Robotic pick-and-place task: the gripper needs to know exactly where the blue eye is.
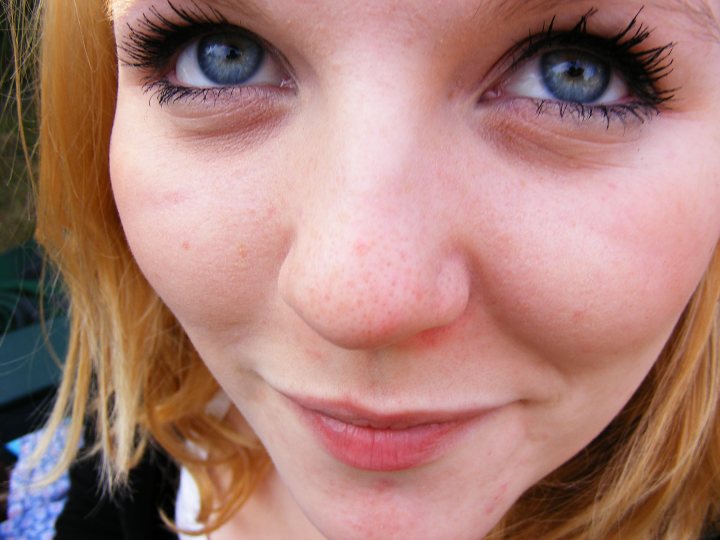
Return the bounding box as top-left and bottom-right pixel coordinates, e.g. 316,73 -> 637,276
175,30 -> 286,88
540,50 -> 610,103
196,33 -> 264,85
504,48 -> 627,106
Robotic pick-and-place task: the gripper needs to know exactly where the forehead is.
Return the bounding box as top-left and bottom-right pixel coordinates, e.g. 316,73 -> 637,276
109,0 -> 712,15
109,0 -> 719,43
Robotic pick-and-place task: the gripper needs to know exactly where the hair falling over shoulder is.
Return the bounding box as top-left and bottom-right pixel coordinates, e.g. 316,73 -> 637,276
3,0 -> 719,538
7,0 -> 268,534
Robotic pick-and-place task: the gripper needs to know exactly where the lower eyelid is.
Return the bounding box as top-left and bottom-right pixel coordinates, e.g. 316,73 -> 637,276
476,99 -> 648,170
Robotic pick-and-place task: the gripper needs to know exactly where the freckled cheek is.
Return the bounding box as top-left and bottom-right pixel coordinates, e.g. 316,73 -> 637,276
109,147 -> 283,332
479,171 -> 719,359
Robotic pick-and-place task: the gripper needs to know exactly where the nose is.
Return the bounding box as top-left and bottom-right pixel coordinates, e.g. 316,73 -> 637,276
278,96 -> 471,350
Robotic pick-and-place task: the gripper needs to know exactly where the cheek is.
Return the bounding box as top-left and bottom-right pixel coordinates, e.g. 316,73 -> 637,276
109,126 -> 288,333
110,96 -> 720,382
473,148 -> 720,365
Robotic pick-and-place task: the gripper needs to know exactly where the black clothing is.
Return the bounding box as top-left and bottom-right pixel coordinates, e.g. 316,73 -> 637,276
54,445 -> 179,540
53,445 -> 720,540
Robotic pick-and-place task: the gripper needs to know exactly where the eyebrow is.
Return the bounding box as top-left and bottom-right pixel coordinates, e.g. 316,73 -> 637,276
112,0 -> 720,42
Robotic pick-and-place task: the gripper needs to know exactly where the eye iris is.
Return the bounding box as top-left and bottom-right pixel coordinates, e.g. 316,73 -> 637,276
197,33 -> 264,85
540,50 -> 611,103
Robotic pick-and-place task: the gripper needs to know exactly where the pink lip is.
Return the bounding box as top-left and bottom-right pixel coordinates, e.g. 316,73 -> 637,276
282,394 -> 490,471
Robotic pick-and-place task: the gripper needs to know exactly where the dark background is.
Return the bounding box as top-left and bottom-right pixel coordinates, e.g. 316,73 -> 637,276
0,4 -> 65,523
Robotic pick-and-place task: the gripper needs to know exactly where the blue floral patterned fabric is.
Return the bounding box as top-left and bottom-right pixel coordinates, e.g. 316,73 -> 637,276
0,421 -> 74,540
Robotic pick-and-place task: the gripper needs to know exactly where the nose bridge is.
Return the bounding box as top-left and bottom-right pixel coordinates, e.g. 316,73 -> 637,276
278,85 -> 470,350
328,73 -> 425,196
308,56 -> 445,235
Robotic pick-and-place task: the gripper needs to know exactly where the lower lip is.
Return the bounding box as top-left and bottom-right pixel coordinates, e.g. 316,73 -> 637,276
294,405 -> 481,472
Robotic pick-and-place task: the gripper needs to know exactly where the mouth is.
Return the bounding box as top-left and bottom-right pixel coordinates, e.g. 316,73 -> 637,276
280,393 -> 494,472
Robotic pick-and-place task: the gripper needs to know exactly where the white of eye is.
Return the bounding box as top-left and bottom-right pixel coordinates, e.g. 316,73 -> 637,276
503,55 -> 628,105
175,37 -> 286,88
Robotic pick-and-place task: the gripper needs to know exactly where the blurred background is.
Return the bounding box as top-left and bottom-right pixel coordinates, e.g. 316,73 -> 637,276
0,5 -> 67,522
1,2 -> 34,253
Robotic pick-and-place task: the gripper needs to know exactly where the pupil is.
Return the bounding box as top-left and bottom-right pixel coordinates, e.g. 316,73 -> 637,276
567,64 -> 584,78
197,33 -> 264,85
540,50 -> 610,104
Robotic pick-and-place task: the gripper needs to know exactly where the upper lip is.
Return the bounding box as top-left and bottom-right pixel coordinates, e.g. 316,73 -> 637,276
280,392 -> 494,430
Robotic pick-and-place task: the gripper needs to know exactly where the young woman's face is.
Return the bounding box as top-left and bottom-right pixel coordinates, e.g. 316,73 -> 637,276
110,1 -> 720,538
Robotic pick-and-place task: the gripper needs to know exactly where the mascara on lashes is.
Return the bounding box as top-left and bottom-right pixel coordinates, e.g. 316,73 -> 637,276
490,7 -> 677,126
118,2 -> 678,119
121,0 -> 236,70
119,1 -> 289,105
507,8 -> 676,109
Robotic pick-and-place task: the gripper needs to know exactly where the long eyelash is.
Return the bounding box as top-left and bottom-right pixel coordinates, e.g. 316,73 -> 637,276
511,7 -> 677,118
143,83 -> 276,107
533,100 -> 659,130
145,84 -> 227,106
119,0 -> 256,105
120,0 -> 230,70
125,4 -> 677,115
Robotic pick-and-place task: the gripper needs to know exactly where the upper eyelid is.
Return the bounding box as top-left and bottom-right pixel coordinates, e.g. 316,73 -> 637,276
506,29 -> 656,75
118,8 -> 297,105
497,10 -> 676,104
120,23 -> 237,70
118,2 -> 235,68
117,4 -> 296,82
119,4 -> 677,111
509,9 -> 651,65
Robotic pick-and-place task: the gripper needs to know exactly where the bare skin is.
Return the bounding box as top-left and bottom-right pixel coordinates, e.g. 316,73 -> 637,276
110,1 -> 720,538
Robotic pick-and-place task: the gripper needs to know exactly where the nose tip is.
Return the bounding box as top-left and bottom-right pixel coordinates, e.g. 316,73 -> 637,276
278,237 -> 470,350
277,83 -> 471,350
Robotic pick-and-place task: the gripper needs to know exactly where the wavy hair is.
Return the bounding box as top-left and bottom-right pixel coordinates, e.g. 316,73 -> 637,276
6,0 -> 719,537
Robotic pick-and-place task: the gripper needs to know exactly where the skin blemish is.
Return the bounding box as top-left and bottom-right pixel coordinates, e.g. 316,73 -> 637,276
301,341 -> 325,360
416,327 -> 446,347
164,191 -> 185,205
181,240 -> 191,251
401,300 -> 473,351
484,482 -> 509,516
354,240 -> 371,257
372,478 -> 398,493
